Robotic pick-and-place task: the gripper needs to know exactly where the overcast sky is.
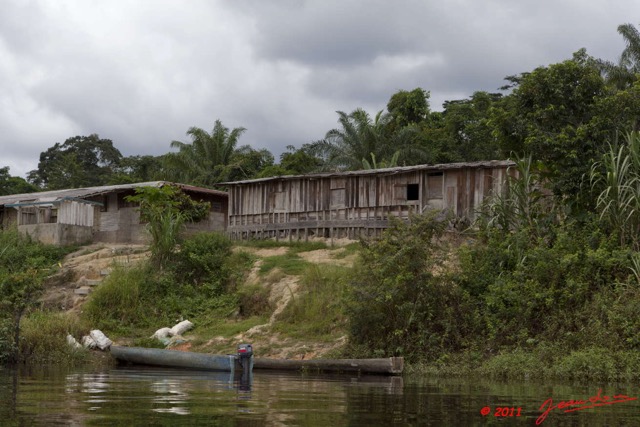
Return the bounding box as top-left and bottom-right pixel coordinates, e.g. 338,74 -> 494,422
0,0 -> 637,178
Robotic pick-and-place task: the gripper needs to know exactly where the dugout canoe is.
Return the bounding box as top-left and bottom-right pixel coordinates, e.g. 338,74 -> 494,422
110,346 -> 240,371
252,357 -> 403,375
110,346 -> 403,375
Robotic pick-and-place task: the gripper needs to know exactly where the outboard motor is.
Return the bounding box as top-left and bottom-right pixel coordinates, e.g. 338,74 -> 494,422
237,343 -> 254,387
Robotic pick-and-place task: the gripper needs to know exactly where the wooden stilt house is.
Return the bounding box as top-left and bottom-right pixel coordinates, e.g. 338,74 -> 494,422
221,160 -> 514,241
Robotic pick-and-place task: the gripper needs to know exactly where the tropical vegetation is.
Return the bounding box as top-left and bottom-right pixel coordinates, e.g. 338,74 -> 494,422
2,23 -> 640,381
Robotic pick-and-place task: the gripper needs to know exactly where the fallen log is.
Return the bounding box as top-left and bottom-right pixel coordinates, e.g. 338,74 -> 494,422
253,357 -> 403,375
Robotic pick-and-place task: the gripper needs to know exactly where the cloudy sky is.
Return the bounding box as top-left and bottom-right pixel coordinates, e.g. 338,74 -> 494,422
1,0 -> 637,178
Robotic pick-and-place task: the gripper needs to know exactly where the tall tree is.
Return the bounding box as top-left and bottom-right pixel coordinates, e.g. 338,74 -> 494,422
109,155 -> 164,184
0,167 -> 37,196
163,120 -> 246,186
27,134 -> 122,190
490,50 -> 607,203
432,91 -> 504,162
224,146 -> 275,182
309,109 -> 423,171
598,23 -> 640,89
386,88 -> 430,132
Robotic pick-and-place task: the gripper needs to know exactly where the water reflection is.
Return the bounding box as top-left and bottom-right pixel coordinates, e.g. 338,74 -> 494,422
0,365 -> 638,426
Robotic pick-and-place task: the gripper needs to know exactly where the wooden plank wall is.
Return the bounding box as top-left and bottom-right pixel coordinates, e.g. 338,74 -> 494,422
58,200 -> 94,226
227,165 -> 511,240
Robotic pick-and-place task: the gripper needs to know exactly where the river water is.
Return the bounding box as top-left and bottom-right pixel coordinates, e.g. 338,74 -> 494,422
1,365 -> 639,426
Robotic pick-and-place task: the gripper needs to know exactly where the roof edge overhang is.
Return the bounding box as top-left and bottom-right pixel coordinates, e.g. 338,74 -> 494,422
218,160 -> 516,186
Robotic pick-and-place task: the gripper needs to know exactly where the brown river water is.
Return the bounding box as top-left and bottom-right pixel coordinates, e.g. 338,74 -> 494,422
1,365 -> 639,426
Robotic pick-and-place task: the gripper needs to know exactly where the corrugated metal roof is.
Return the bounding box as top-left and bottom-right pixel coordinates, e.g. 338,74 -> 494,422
0,181 -> 227,207
218,160 -> 516,185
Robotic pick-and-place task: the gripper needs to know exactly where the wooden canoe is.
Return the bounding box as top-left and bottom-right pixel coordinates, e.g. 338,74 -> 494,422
110,346 -> 239,372
253,357 -> 403,375
110,346 -> 403,375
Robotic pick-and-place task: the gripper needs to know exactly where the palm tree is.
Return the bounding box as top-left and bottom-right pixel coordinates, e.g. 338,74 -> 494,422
163,120 -> 246,186
598,23 -> 640,89
310,109 -> 425,171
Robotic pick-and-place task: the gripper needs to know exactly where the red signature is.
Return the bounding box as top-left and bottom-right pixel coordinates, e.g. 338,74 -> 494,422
536,389 -> 637,425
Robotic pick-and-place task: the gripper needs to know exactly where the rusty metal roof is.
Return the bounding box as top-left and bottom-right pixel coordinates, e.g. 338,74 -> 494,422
0,181 -> 227,207
218,160 -> 516,186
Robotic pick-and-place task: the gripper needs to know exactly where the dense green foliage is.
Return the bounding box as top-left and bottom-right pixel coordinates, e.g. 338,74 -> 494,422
0,167 -> 37,195
124,185 -> 210,266
163,120 -> 247,186
0,229 -> 68,363
27,134 -> 123,190
82,232 -> 250,334
18,311 -> 88,365
347,213 -> 478,361
590,132 -> 640,249
346,150 -> 640,379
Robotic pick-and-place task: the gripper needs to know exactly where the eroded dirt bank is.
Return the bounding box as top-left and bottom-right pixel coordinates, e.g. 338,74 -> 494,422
42,242 -> 356,359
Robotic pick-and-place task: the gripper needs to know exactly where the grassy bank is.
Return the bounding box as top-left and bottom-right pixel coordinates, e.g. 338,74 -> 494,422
4,214 -> 640,382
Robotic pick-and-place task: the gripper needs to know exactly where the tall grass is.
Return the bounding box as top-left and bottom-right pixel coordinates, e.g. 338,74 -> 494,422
82,263 -> 155,332
590,131 -> 640,249
238,240 -> 328,252
19,311 -> 88,365
275,264 -> 349,338
259,254 -> 310,275
480,154 -> 553,237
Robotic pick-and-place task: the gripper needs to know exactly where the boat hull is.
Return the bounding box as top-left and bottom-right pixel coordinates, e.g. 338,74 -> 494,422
253,357 -> 403,375
110,346 -> 237,371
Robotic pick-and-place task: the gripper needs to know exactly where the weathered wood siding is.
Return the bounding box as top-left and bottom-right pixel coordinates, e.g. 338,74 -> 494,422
226,162 -> 513,240
58,200 -> 94,226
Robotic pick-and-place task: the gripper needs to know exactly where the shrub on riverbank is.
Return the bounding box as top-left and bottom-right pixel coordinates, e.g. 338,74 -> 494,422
82,232 -> 252,336
346,212 -> 480,362
18,311 -> 88,365
345,210 -> 640,376
0,228 -> 71,364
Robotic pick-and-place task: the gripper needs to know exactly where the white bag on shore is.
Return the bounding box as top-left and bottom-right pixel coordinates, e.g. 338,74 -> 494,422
82,335 -> 97,349
89,329 -> 113,350
151,327 -> 172,340
66,334 -> 82,349
169,320 -> 193,336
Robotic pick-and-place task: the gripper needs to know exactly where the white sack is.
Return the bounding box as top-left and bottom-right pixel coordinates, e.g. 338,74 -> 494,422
151,327 -> 172,340
169,320 -> 194,336
66,334 -> 82,349
89,329 -> 113,350
82,335 -> 97,349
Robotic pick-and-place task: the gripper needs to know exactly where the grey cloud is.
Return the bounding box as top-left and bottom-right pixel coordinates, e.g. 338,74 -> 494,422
1,0 -> 639,179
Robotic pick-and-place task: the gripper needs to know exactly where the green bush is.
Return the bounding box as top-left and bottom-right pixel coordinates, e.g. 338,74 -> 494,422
173,232 -> 232,294
82,263 -> 156,331
237,284 -> 272,317
19,311 -> 88,365
460,222 -> 633,350
479,349 -> 545,380
82,233 -> 250,338
0,318 -> 13,364
347,212 -> 479,362
0,227 -> 70,363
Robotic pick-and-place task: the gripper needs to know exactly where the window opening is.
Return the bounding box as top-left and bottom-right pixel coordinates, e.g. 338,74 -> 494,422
407,184 -> 419,201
